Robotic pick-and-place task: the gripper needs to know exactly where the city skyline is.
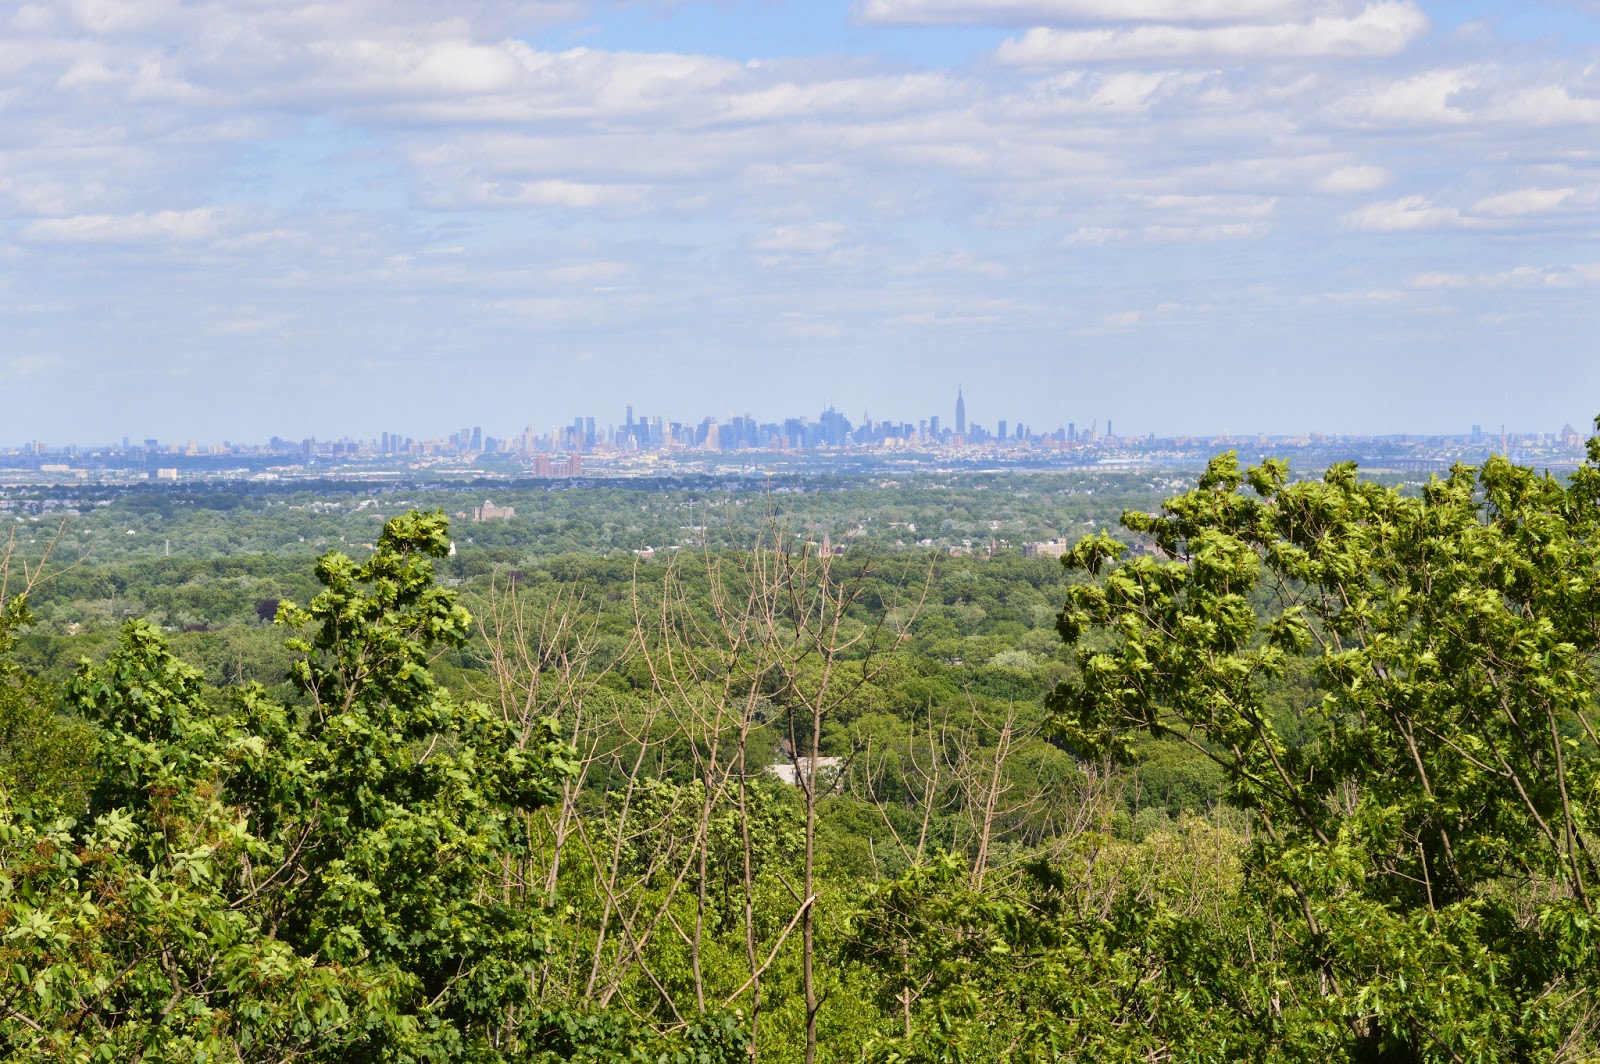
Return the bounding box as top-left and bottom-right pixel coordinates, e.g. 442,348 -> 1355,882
6,388 -> 1590,459
3,1 -> 1600,441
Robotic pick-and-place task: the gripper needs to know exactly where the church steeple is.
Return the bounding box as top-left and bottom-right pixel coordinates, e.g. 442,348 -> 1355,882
955,387 -> 966,435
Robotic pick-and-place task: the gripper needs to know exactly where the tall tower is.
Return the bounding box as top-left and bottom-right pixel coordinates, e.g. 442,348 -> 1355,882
955,388 -> 966,435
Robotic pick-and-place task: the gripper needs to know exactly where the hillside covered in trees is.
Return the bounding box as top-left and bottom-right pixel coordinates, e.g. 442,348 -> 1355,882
5,433 -> 1600,1062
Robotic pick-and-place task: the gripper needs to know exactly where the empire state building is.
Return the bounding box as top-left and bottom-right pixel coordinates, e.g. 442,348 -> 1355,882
955,389 -> 966,435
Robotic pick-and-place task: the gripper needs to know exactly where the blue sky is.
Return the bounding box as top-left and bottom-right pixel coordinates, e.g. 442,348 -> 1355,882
2,0 -> 1599,443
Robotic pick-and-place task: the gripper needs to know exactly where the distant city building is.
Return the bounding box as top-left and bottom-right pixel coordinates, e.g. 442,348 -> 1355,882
472,500 -> 515,522
818,533 -> 845,557
536,453 -> 584,476
1023,540 -> 1069,559
14,395 -> 1593,480
767,754 -> 843,787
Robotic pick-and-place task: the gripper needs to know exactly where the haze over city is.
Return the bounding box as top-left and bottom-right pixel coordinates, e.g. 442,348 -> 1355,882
3,0 -> 1599,441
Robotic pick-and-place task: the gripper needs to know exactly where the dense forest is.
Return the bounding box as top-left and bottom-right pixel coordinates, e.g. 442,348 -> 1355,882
5,435 -> 1600,1062
0,470 -> 1277,566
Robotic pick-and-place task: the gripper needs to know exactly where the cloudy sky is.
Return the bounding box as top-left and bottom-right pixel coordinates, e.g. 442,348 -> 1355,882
2,0 -> 1598,443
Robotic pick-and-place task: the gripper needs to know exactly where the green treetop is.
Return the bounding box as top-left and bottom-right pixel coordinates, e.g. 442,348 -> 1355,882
1050,421 -> 1600,1060
2,511 -> 577,1063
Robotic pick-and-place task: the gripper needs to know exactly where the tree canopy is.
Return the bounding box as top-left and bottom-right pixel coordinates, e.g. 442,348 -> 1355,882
1050,425 -> 1600,1059
1,512 -> 593,1062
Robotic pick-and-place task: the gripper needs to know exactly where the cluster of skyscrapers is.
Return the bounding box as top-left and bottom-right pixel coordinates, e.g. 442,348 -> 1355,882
288,393 -> 1109,460
8,393 -> 1589,468
537,392 -> 1103,455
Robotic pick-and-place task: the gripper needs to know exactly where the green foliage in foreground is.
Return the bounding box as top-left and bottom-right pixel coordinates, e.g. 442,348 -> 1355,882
0,601 -> 94,816
0,512 -> 740,1063
1051,424 -> 1600,1060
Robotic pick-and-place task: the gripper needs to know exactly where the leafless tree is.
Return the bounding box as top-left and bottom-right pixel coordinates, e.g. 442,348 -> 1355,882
472,518 -> 929,1061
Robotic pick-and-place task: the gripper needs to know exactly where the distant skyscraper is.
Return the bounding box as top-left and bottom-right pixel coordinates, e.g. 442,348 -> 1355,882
998,420 -> 1007,441
955,389 -> 966,435
818,407 -> 852,447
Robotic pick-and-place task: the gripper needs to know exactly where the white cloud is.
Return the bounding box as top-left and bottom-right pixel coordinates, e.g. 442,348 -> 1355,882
1085,300 -> 1208,333
1131,193 -> 1277,217
1472,187 -> 1577,217
1488,85 -> 1600,125
995,2 -> 1427,64
716,72 -> 962,123
21,208 -> 224,243
1308,287 -> 1410,304
1335,68 -> 1473,124
753,223 -> 850,254
1062,226 -> 1129,245
1340,186 -> 1592,234
1144,221 -> 1268,241
1113,194 -> 1277,240
1317,165 -> 1391,193
482,290 -> 654,323
446,180 -> 650,210
1345,196 -> 1467,232
1085,70 -> 1179,111
1410,264 -> 1600,289
856,0 -> 1309,26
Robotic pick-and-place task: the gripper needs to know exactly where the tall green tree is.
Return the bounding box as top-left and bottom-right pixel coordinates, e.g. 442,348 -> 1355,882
1050,423 -> 1600,1060
1,512 -> 579,1062
0,597 -> 95,815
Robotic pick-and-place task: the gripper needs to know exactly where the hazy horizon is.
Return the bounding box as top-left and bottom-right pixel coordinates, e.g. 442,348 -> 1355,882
11,395 -> 1587,453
